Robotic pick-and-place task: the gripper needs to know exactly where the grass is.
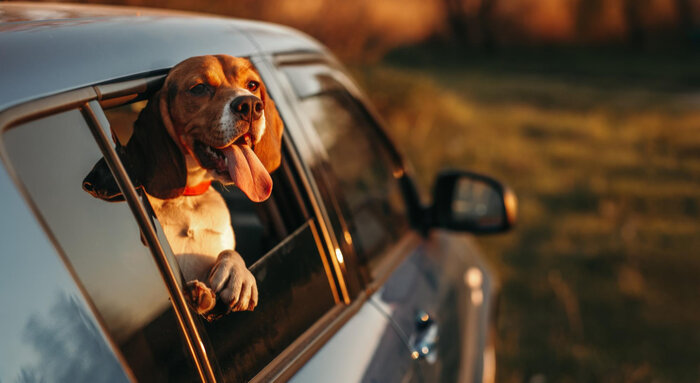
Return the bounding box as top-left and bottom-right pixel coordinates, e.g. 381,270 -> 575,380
351,48 -> 700,383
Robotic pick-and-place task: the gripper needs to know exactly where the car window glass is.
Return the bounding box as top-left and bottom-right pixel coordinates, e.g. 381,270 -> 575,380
282,64 -> 409,277
0,163 -> 131,383
2,109 -> 200,382
304,94 -> 408,256
105,99 -> 338,381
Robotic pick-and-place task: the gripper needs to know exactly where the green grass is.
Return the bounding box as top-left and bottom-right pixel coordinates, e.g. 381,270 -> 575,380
352,50 -> 700,382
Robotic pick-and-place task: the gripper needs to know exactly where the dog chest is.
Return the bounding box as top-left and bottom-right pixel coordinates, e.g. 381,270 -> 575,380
147,190 -> 235,256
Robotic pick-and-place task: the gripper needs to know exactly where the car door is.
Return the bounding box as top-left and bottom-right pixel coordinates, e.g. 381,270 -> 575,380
373,231 -> 498,383
270,54 -> 497,383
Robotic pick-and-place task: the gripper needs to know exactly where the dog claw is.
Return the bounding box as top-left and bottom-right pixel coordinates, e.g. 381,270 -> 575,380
185,280 -> 216,314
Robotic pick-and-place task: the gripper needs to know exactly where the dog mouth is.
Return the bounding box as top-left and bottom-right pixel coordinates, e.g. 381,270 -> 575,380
192,133 -> 272,202
193,134 -> 254,175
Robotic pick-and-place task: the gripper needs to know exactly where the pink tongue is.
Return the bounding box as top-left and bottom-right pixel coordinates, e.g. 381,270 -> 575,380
221,144 -> 273,202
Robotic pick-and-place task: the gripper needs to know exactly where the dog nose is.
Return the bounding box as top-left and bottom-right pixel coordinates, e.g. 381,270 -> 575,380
230,96 -> 263,121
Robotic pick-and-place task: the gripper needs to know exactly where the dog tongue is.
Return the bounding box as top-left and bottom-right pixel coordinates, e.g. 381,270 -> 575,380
221,144 -> 272,202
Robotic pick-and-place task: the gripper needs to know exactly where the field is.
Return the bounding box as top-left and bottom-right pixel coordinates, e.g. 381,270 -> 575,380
353,48 -> 700,383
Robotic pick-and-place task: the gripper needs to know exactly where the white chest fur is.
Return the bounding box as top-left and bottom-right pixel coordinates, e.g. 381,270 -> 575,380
147,188 -> 234,282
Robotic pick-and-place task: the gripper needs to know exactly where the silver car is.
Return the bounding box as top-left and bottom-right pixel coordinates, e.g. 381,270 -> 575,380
0,3 -> 516,382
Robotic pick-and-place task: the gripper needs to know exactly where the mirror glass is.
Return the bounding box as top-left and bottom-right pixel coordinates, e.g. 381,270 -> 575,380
451,177 -> 505,229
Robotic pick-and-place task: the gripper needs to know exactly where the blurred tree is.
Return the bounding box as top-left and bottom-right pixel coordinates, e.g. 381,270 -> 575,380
676,0 -> 695,42
19,0 -> 697,56
625,0 -> 649,46
576,0 -> 605,42
443,0 -> 498,51
443,0 -> 475,45
479,0 -> 498,51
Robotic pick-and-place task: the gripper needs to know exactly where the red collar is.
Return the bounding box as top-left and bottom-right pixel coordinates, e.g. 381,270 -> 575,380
182,181 -> 212,196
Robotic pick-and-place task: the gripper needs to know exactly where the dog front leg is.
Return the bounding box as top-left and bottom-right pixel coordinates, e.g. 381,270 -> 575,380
208,250 -> 258,312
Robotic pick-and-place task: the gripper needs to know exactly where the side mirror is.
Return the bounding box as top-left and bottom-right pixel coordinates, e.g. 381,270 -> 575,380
430,170 -> 517,234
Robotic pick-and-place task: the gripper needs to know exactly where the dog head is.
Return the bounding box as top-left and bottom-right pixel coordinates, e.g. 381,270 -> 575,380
83,55 -> 284,202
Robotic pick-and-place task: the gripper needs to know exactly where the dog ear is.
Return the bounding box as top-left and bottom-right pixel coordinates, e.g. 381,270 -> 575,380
82,90 -> 187,201
82,157 -> 125,202
123,89 -> 187,199
255,80 -> 284,173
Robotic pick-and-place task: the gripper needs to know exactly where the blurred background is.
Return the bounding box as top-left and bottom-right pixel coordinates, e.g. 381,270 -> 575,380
25,0 -> 700,381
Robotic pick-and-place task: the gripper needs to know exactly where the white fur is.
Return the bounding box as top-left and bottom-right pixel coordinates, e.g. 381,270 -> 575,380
254,113 -> 266,144
147,188 -> 234,282
217,89 -> 267,145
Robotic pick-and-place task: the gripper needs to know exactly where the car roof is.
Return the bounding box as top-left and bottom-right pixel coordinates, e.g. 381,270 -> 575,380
0,2 -> 325,111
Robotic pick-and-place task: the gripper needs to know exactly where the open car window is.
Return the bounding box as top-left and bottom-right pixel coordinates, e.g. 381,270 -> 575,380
1,70 -> 343,381
104,90 -> 339,381
105,101 -> 301,265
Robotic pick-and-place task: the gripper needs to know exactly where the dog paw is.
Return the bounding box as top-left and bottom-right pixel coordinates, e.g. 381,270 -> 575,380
208,250 -> 258,312
185,279 -> 217,314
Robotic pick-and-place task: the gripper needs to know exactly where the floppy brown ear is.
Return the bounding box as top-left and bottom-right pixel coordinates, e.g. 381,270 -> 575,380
255,81 -> 284,173
82,89 -> 185,201
120,89 -> 187,199
82,156 -> 126,202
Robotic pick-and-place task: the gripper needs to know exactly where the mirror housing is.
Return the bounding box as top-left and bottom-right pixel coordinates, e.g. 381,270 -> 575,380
430,170 -> 517,234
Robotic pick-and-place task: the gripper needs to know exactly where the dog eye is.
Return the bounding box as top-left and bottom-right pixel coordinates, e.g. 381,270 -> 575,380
189,84 -> 208,95
246,81 -> 259,92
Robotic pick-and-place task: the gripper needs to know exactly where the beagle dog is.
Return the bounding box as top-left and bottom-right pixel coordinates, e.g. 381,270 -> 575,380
83,55 -> 284,318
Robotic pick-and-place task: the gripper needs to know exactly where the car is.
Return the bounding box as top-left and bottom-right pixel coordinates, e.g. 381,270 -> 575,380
0,3 -> 517,383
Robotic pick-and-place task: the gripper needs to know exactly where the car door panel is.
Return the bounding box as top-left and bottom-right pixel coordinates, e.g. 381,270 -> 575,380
373,231 -> 496,383
290,300 -> 419,383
